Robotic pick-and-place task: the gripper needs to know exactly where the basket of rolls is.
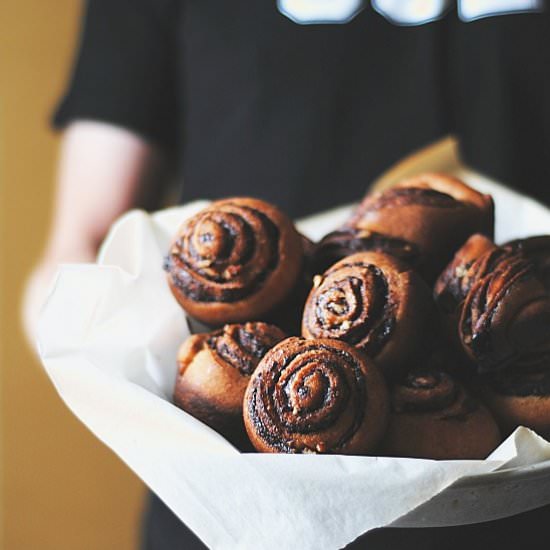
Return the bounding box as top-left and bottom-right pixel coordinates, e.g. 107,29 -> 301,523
37,138 -> 550,550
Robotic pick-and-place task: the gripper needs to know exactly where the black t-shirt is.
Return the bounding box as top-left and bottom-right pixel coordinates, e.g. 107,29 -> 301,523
54,0 -> 549,216
54,2 -> 550,549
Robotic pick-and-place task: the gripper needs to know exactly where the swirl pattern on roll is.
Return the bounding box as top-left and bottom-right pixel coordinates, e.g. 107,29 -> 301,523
243,337 -> 389,454
302,251 -> 431,377
458,247 -> 550,372
205,322 -> 287,375
504,235 -> 550,290
165,198 -> 304,325
167,201 -> 279,303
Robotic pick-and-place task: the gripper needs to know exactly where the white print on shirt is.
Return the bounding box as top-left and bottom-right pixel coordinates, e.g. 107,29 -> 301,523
277,0 -> 544,24
372,0 -> 450,25
277,0 -> 365,24
458,0 -> 543,21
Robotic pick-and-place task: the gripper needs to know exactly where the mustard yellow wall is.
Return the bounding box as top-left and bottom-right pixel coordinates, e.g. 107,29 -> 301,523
1,2 -> 144,548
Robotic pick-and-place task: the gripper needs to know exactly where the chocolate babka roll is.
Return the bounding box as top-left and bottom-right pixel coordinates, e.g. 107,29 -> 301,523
478,368 -> 550,439
504,236 -> 550,289
433,235 -> 496,372
457,247 -> 550,373
382,369 -> 501,459
435,237 -> 550,374
243,337 -> 389,455
302,251 -> 432,378
434,233 -> 497,314
164,198 -> 304,327
350,173 -> 494,282
174,322 -> 286,448
311,228 -> 421,276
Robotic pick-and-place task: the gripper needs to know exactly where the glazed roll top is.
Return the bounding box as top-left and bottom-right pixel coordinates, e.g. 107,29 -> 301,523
383,369 -> 501,459
349,173 -> 494,282
165,198 -> 304,326
174,322 -> 286,446
302,251 -> 431,378
243,337 -> 389,455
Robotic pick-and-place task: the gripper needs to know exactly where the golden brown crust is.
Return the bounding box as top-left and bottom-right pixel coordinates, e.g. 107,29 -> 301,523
478,370 -> 550,439
396,173 -> 493,211
382,370 -> 501,459
173,322 -> 286,447
164,197 -> 304,326
301,251 -> 432,378
243,337 -> 389,455
350,173 -> 494,282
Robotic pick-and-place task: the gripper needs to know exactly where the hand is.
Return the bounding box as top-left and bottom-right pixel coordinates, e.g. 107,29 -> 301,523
21,247 -> 96,354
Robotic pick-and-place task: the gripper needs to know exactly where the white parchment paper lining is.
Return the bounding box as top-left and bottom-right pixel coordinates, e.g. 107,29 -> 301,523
38,170 -> 550,550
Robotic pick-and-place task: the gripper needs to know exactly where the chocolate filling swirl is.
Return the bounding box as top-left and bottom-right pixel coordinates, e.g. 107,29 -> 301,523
504,236 -> 550,290
303,259 -> 397,358
459,248 -> 550,372
207,322 -> 286,376
164,202 -> 279,304
245,338 -> 371,453
434,234 -> 497,313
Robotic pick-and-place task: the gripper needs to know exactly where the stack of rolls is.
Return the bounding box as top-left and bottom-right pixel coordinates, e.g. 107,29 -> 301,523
164,175 -> 550,458
313,173 -> 494,282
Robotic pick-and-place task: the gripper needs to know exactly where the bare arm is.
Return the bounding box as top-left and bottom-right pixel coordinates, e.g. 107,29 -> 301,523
22,120 -> 170,345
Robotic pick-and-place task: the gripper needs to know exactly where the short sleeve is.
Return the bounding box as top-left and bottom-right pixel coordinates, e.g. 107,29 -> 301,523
53,0 -> 181,153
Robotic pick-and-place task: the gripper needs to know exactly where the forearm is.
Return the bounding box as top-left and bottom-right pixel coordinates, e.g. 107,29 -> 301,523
23,120 -> 170,344
45,120 -> 168,260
